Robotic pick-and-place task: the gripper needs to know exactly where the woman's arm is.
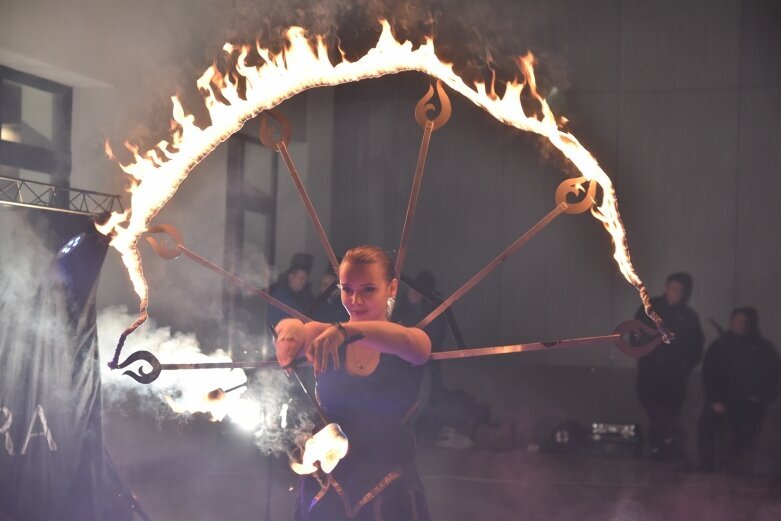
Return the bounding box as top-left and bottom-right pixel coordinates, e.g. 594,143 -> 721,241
310,321 -> 431,368
346,321 -> 431,365
274,319 -> 330,367
278,319 -> 432,372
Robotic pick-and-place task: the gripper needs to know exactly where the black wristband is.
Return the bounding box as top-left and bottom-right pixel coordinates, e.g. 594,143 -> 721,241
332,322 -> 349,342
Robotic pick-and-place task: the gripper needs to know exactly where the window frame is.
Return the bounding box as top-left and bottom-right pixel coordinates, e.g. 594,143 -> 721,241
0,65 -> 73,208
223,132 -> 279,357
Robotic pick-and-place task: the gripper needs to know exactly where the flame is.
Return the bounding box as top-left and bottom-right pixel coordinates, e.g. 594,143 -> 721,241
165,391 -> 261,429
163,380 -> 277,432
290,423 -> 349,475
95,208 -> 130,236
158,357 -> 252,423
100,19 -> 664,346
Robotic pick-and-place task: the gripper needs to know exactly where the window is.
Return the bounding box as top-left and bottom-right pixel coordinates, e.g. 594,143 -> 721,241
0,65 -> 72,207
223,132 -> 279,359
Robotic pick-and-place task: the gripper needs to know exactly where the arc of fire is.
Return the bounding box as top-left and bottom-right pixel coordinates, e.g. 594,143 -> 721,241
114,88 -> 653,379
102,20 -> 675,371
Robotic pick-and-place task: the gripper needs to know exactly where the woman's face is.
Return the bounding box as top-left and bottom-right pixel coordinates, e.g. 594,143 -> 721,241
339,261 -> 397,322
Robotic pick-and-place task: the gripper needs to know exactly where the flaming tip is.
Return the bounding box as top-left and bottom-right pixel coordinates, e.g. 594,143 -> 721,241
290,423 -> 349,475
196,65 -> 217,92
104,139 -> 116,160
123,140 -> 139,154
207,388 -> 226,402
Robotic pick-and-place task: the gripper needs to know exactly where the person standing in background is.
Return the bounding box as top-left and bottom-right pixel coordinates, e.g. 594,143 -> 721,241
267,253 -> 314,327
309,267 -> 349,324
697,307 -> 780,474
635,272 -> 704,462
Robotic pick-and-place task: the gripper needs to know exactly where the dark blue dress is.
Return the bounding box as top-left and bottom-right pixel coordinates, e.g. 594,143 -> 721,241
295,343 -> 430,520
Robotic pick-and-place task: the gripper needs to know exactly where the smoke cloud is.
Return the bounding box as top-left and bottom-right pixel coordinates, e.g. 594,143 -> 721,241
97,306 -> 314,455
0,211 -> 70,406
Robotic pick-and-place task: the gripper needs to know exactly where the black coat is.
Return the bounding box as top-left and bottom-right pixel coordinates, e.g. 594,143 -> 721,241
635,296 -> 704,404
266,282 -> 313,326
309,290 -> 349,324
702,332 -> 780,407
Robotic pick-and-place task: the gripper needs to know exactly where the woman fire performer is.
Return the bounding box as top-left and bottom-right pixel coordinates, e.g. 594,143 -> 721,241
275,245 -> 431,521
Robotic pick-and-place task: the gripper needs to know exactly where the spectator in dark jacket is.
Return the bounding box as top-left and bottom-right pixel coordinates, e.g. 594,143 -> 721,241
393,270 -> 448,400
266,253 -> 314,327
697,307 -> 780,473
635,272 -> 704,461
308,267 -> 349,324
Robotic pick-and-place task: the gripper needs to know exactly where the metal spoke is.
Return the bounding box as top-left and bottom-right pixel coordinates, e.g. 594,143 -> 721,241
260,109 -> 340,274
394,80 -> 452,280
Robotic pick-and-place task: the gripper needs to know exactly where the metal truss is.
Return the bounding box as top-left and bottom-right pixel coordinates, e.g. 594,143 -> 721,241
0,175 -> 123,216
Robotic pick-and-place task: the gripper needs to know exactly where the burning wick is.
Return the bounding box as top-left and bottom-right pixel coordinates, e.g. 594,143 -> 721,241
290,423 -> 349,475
206,383 -> 247,402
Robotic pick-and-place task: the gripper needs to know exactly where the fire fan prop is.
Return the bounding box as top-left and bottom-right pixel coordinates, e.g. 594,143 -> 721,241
99,20 -> 672,368
98,21 -> 669,472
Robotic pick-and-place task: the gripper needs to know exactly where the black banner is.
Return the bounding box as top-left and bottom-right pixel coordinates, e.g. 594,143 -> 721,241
0,206 -> 129,521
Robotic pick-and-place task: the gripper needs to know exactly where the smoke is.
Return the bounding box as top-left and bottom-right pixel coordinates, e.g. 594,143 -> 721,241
0,211 -> 66,338
0,210 -> 71,404
97,306 -> 314,455
106,0 -> 568,154
237,242 -> 273,290
0,208 -> 314,457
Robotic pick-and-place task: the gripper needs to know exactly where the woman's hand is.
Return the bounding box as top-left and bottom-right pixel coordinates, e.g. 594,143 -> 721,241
275,319 -> 306,367
307,325 -> 346,374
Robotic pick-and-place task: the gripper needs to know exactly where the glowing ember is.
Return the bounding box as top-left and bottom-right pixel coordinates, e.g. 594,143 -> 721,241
100,19 -> 667,346
207,388 -> 227,401
290,423 -> 349,475
164,377 -> 252,423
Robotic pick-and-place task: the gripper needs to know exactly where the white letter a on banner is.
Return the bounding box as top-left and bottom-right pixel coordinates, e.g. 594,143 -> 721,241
20,405 -> 58,455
